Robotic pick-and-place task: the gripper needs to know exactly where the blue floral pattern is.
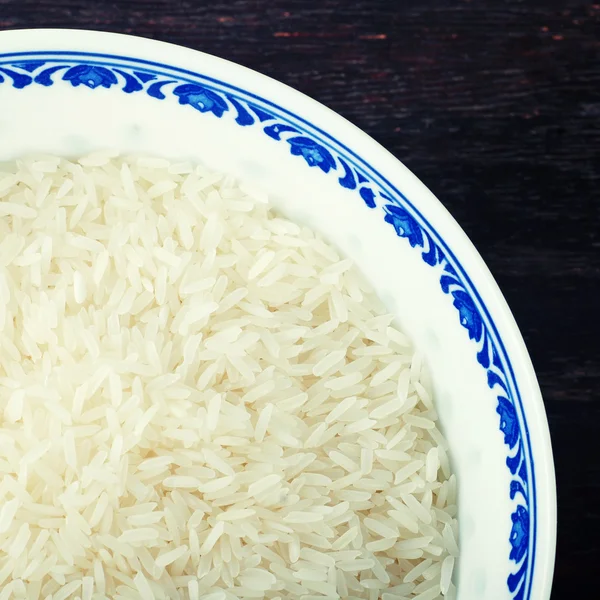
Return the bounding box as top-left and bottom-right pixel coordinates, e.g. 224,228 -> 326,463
173,83 -> 229,117
0,54 -> 536,599
63,64 -> 118,89
451,290 -> 484,342
287,136 -> 336,173
384,204 -> 424,248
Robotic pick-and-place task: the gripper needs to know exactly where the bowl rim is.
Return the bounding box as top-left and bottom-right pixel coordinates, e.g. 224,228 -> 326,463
0,28 -> 557,599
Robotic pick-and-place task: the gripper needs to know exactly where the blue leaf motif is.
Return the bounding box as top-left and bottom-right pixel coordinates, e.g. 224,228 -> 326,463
63,65 -> 118,89
487,370 -> 508,392
477,332 -> 492,368
421,232 -> 443,266
451,289 -> 483,341
497,396 -> 520,448
444,262 -> 458,276
173,84 -> 229,117
0,67 -> 32,89
506,443 -> 523,475
518,457 -> 528,484
440,273 -> 459,294
34,65 -> 69,86
359,187 -> 377,208
510,479 -> 527,501
227,96 -> 254,126
338,158 -> 357,190
507,559 -> 528,598
492,346 -> 503,370
509,505 -> 529,563
113,68 -> 143,93
147,80 -> 176,100
287,137 -> 336,173
383,205 -> 424,248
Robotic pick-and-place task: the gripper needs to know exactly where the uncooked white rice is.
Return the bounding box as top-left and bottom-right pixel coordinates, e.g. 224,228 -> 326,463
0,153 -> 458,599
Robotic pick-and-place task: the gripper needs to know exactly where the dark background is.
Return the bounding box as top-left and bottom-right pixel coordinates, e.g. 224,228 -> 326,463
1,0 -> 598,597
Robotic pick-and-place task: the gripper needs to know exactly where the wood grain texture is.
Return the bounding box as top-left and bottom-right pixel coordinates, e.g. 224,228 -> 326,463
1,0 -> 599,596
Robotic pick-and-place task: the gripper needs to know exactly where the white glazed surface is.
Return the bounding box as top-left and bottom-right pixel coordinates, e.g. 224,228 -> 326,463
0,29 -> 556,599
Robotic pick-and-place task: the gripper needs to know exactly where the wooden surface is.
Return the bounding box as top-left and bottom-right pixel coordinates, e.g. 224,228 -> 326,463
1,0 -> 599,596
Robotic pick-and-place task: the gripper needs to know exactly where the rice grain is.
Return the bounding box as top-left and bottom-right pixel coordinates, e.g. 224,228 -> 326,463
0,155 -> 457,599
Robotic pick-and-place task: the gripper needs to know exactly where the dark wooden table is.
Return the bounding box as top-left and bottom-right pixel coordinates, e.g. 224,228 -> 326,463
1,0 -> 598,596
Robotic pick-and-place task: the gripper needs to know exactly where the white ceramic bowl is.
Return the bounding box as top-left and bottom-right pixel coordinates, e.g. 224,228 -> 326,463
0,29 -> 556,599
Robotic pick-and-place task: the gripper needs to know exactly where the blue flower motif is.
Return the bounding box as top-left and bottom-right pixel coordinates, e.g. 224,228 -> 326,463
383,204 -> 424,248
451,289 -> 483,342
287,137 -> 336,173
63,65 -> 118,89
173,84 -> 229,117
509,505 -> 529,562
497,396 -> 520,448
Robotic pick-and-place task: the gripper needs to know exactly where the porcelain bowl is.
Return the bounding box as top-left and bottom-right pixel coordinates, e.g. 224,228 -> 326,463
0,28 -> 556,600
